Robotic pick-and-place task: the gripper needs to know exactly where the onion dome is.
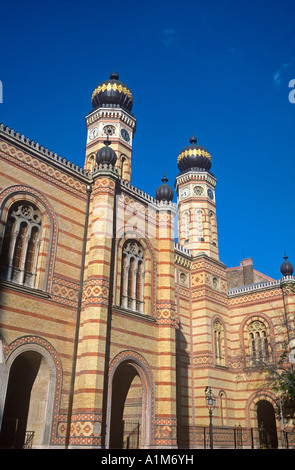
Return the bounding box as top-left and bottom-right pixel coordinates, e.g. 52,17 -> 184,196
155,174 -> 174,202
91,71 -> 133,112
177,135 -> 212,172
280,254 -> 294,277
96,136 -> 117,166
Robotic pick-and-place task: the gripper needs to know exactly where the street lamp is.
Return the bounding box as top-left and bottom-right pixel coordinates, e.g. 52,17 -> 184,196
205,386 -> 216,449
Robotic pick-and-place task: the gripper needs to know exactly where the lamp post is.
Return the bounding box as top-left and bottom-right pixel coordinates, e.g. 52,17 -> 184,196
205,386 -> 216,449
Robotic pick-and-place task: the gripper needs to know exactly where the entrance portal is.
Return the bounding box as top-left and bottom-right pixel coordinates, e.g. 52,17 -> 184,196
257,400 -> 278,448
109,362 -> 143,449
0,350 -> 52,448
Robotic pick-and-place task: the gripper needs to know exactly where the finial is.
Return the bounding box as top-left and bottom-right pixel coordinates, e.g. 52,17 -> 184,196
161,172 -> 168,184
190,134 -> 197,145
280,252 -> 294,277
103,134 -> 111,147
110,70 -> 119,80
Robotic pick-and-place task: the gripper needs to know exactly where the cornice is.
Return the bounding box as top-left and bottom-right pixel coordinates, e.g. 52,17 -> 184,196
192,251 -> 227,271
0,123 -> 91,182
175,168 -> 217,189
174,243 -> 192,268
120,178 -> 177,213
85,106 -> 137,132
0,279 -> 51,298
227,276 -> 295,297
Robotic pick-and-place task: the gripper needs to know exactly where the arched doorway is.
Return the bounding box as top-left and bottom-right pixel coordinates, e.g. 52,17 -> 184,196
109,362 -> 142,448
107,355 -> 152,449
0,350 -> 54,448
257,400 -> 278,448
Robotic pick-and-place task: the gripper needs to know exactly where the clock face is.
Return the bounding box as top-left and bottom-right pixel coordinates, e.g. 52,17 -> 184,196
181,188 -> 189,198
207,188 -> 214,200
89,127 -> 99,140
121,128 -> 130,142
103,125 -> 116,136
194,186 -> 204,196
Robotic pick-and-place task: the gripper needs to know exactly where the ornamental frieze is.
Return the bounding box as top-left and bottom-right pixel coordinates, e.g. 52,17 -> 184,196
228,288 -> 282,306
192,260 -> 226,279
59,413 -> 101,441
51,282 -> 79,307
154,421 -> 177,441
82,280 -> 109,304
156,303 -> 177,326
192,354 -> 213,366
0,141 -> 87,195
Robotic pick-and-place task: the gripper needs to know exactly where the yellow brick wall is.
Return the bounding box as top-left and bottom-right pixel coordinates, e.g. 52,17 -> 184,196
0,136 -> 88,441
1,131 -> 294,449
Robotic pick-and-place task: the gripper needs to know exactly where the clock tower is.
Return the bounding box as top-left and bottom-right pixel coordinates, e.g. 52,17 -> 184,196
175,136 -> 219,260
84,72 -> 136,182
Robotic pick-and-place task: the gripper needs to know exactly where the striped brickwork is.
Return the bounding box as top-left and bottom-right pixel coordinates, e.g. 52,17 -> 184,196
0,129 -> 89,447
176,171 -> 219,260
85,107 -> 136,182
0,123 -> 294,450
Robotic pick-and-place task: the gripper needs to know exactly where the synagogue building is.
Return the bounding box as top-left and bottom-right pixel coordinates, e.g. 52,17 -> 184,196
0,72 -> 294,449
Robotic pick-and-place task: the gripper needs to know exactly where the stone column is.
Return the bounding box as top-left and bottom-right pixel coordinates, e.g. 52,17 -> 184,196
154,203 -> 178,448
69,166 -> 118,448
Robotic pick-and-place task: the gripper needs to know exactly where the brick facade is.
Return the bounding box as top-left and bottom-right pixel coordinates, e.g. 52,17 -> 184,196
0,78 -> 294,449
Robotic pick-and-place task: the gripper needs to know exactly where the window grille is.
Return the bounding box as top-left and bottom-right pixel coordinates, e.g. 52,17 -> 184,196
248,320 -> 270,366
214,319 -> 225,365
0,202 -> 42,288
121,240 -> 145,313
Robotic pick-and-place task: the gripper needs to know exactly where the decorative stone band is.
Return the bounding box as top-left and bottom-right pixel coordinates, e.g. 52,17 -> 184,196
92,82 -> 133,101
154,418 -> 177,444
156,303 -> 177,326
228,276 -> 295,296
82,279 -> 110,307
0,123 -> 90,178
177,147 -> 212,164
174,243 -> 192,269
120,178 -> 177,212
86,107 -> 136,128
175,168 -> 217,188
59,412 -> 102,445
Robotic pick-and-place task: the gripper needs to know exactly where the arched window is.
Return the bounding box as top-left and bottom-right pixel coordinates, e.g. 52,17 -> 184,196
117,154 -> 129,181
248,320 -> 270,366
121,156 -> 128,180
209,210 -> 217,245
121,240 -> 145,313
214,319 -> 225,366
196,209 -> 204,241
219,391 -> 227,426
85,153 -> 96,172
0,202 -> 42,288
181,211 -> 190,242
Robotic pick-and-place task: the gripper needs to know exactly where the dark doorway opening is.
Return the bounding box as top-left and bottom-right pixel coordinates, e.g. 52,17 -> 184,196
257,400 -> 278,448
0,351 -> 42,448
109,362 -> 142,449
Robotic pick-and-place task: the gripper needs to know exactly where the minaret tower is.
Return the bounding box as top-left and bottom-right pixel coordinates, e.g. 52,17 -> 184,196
175,135 -> 219,260
84,71 -> 136,182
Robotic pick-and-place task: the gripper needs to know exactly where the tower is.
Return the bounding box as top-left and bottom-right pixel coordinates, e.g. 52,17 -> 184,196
84,71 -> 136,182
175,136 -> 219,260
175,136 -> 227,438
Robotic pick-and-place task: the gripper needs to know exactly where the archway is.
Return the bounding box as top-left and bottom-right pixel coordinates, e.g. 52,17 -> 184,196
257,400 -> 278,448
0,350 -> 53,448
109,362 -> 142,448
107,353 -> 153,449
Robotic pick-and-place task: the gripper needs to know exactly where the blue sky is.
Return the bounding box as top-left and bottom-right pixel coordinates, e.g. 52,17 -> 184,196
1,0 -> 295,280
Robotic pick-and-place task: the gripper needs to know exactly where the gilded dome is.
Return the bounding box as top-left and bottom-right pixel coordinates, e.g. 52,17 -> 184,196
177,135 -> 212,172
91,71 -> 133,112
